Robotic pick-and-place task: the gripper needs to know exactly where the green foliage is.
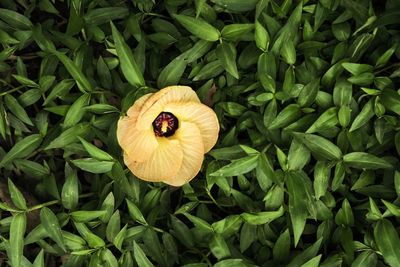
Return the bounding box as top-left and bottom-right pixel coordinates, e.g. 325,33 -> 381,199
0,0 -> 400,266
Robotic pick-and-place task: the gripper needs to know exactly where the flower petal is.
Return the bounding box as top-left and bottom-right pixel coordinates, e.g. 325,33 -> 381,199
125,138 -> 183,182
127,93 -> 153,120
165,121 -> 204,186
164,102 -> 219,153
136,86 -> 200,130
117,93 -> 154,154
119,129 -> 159,163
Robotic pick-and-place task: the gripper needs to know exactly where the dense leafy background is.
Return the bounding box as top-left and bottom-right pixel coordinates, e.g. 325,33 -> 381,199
0,0 -> 400,266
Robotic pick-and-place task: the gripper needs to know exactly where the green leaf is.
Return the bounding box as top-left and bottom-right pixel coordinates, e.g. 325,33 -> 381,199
61,163 -> 79,210
71,158 -> 114,173
375,44 -> 397,68
306,107 -> 338,134
210,234 -> 230,260
285,171 -> 313,246
102,248 -> 119,267
210,154 -> 259,176
63,93 -> 90,128
313,161 -> 331,199
12,74 -> 39,88
212,215 -> 243,238
9,213 -> 27,267
8,179 -> 27,210
347,72 -> 374,86
0,8 -> 33,30
221,23 -> 254,41
333,79 -> 352,107
45,123 -> 90,150
70,210 -> 107,222
184,40 -> 213,63
126,199 -> 147,225
43,79 -> 75,106
182,212 -> 213,233
380,88 -> 400,115
298,78 -> 320,107
106,211 -> 121,243
342,62 -> 373,76
54,51 -> 94,92
216,42 -> 239,79
74,222 -> 105,248
239,223 -> 257,252
256,153 -> 276,189
110,21 -> 145,87
335,199 -> 354,226
351,251 -> 377,267
281,40 -> 296,65
255,20 -> 269,51
343,152 -> 392,169
287,139 -> 310,171
349,99 -> 374,132
157,55 -> 187,88
382,200 -> 400,217
0,134 -> 43,167
332,161 -> 345,191
269,104 -> 302,130
4,94 -> 34,126
287,239 -> 323,267
32,249 -> 45,267
84,7 -> 129,26
273,229 -> 291,262
173,14 -> 220,41
133,241 -> 154,267
292,132 -> 342,161
374,219 -> 400,266
211,0 -> 258,12
40,207 -> 66,252
193,60 -> 224,81
78,137 -> 114,161
241,206 -> 284,225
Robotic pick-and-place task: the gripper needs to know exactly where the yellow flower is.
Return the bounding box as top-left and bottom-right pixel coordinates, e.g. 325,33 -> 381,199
117,86 -> 219,186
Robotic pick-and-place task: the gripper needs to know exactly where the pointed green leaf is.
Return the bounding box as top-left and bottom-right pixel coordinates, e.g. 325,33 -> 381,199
40,207 -> 66,252
173,14 -> 220,41
0,134 -> 42,167
157,55 -> 187,88
210,155 -> 259,177
343,152 -> 392,170
54,51 -> 93,92
8,179 -> 27,210
110,22 -> 145,87
374,219 -> 400,266
9,213 -> 27,267
216,42 -> 239,79
133,241 -> 154,267
292,132 -> 342,161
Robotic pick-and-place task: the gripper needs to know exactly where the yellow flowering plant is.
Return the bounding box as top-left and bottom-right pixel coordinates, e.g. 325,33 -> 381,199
117,86 -> 219,186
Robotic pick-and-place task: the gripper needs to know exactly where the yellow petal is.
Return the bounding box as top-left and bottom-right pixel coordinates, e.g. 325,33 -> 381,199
164,102 -> 219,153
127,93 -> 153,120
125,138 -> 183,182
116,93 -> 153,154
136,86 -> 200,130
164,121 -> 204,186
119,129 -> 158,163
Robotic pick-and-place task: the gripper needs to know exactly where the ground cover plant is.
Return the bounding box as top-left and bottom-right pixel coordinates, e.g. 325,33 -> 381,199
0,0 -> 400,266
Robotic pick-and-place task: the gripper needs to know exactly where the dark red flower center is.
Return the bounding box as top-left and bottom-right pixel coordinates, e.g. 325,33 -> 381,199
152,112 -> 179,137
